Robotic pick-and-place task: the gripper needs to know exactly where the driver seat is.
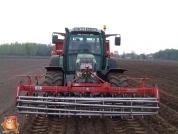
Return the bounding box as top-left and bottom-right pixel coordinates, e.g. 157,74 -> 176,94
78,43 -> 91,52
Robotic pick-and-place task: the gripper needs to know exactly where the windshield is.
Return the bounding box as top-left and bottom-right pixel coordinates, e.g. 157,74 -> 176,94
67,33 -> 102,71
68,33 -> 102,54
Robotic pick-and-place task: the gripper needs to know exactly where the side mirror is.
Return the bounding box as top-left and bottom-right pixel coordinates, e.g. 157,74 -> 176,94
52,35 -> 58,44
115,37 -> 121,46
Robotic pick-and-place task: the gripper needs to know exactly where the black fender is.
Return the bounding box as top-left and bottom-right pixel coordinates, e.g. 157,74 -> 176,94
97,57 -> 127,81
106,68 -> 127,81
97,68 -> 127,82
45,66 -> 65,72
107,57 -> 127,79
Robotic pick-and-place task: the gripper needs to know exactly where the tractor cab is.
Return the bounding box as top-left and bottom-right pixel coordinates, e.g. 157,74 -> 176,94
67,32 -> 102,72
51,27 -> 121,76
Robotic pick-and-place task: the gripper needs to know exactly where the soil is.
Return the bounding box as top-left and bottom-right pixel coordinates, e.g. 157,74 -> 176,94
0,57 -> 178,134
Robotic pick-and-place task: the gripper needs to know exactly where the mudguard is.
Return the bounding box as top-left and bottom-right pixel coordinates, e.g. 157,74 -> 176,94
97,68 -> 127,81
45,66 -> 65,72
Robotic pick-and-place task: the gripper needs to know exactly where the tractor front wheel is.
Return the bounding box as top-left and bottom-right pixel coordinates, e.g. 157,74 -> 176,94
107,73 -> 128,87
44,71 -> 63,86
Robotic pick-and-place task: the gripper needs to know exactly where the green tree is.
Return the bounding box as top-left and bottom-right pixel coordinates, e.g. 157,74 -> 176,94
153,49 -> 178,60
0,42 -> 53,57
25,44 -> 30,57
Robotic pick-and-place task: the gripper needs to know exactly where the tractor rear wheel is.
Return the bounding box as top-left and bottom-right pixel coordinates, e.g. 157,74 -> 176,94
43,71 -> 63,115
107,73 -> 128,87
44,71 -> 63,86
108,73 -> 128,112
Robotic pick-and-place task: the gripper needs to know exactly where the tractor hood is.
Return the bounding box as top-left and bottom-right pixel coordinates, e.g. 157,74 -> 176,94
75,53 -> 96,77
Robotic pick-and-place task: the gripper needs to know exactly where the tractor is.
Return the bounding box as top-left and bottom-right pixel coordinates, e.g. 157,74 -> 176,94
15,26 -> 160,117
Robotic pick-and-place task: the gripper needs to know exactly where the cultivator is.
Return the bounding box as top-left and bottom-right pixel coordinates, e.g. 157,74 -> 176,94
14,26 -> 160,117
15,68 -> 159,117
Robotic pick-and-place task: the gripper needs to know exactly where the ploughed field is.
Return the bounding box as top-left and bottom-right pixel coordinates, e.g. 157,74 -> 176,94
0,57 -> 178,134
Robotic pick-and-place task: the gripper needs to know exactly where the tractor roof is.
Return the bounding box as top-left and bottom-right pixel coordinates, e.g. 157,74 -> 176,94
70,27 -> 102,33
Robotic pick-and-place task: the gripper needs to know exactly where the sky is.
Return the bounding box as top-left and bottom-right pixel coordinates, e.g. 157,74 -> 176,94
0,0 -> 178,54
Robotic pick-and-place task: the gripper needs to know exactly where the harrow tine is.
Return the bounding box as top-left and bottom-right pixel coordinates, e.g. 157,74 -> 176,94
16,96 -> 159,117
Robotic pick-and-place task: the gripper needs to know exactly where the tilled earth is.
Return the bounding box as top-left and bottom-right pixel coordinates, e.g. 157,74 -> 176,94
0,57 -> 178,134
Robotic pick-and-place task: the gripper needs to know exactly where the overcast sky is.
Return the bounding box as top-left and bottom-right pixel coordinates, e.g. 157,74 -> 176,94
0,0 -> 178,54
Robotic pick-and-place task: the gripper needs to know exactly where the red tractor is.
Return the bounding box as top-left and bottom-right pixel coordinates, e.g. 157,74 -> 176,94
15,26 -> 159,117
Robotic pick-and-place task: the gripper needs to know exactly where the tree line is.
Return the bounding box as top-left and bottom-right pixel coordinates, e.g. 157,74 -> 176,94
0,42 -> 53,56
114,49 -> 178,61
0,43 -> 178,61
114,50 -> 145,59
153,49 -> 178,60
